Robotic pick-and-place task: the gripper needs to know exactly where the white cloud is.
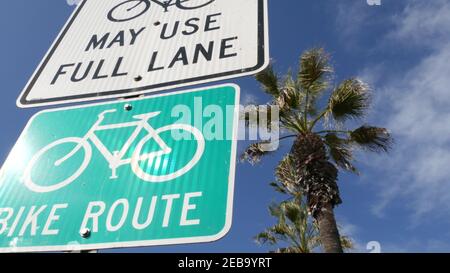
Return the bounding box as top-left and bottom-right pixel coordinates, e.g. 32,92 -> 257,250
356,1 -> 450,221
241,93 -> 259,106
386,0 -> 450,48
333,1 -> 388,51
335,2 -> 368,41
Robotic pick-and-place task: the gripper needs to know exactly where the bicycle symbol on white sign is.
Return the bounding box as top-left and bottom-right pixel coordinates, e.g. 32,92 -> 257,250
107,0 -> 216,22
23,109 -> 205,193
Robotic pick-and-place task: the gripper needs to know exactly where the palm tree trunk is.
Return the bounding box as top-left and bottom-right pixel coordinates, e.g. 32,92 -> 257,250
316,203 -> 343,253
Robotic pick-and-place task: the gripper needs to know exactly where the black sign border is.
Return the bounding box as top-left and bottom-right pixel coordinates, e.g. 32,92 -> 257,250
18,0 -> 268,107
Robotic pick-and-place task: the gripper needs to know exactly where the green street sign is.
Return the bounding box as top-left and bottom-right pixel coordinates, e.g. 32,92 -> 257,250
0,84 -> 239,252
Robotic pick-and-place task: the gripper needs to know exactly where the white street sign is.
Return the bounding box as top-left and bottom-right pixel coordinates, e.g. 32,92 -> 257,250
17,0 -> 269,108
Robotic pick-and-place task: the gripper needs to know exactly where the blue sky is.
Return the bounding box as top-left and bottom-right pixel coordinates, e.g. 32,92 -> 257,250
1,0 -> 450,253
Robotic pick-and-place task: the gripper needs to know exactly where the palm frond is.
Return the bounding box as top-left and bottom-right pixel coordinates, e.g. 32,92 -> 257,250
255,64 -> 279,97
350,126 -> 393,153
256,196 -> 354,253
272,247 -> 303,253
340,236 -> 354,251
323,133 -> 358,173
275,155 -> 301,194
280,114 -> 306,134
277,86 -> 302,111
268,202 -> 283,218
269,182 -> 288,194
273,223 -> 292,237
256,198 -> 319,253
298,48 -> 333,93
307,232 -> 322,251
255,231 -> 277,245
240,141 -> 274,165
277,71 -> 304,111
283,202 -> 304,224
327,78 -> 370,122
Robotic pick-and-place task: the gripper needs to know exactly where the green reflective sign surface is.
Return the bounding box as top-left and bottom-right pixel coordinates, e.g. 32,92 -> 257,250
0,84 -> 239,252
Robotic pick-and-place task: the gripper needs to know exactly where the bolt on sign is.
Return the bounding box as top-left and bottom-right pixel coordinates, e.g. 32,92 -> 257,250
17,0 -> 268,107
0,84 -> 239,252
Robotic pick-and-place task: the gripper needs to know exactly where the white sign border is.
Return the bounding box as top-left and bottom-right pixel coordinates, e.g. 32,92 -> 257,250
16,0 -> 268,108
2,83 -> 240,253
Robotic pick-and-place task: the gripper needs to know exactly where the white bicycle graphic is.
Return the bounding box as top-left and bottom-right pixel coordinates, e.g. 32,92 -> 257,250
23,109 -> 205,193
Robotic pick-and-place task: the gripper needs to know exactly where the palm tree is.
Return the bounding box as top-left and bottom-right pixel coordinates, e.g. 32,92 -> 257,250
242,48 -> 392,253
255,161 -> 353,253
256,196 -> 321,253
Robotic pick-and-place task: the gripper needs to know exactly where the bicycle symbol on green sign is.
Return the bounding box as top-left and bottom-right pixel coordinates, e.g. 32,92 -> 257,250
23,109 -> 205,193
108,0 -> 216,22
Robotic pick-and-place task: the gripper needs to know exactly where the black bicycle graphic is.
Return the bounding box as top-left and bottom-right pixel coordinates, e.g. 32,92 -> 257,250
108,0 -> 216,22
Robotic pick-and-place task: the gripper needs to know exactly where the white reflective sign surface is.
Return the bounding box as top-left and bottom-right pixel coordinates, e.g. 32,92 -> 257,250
18,0 -> 269,107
